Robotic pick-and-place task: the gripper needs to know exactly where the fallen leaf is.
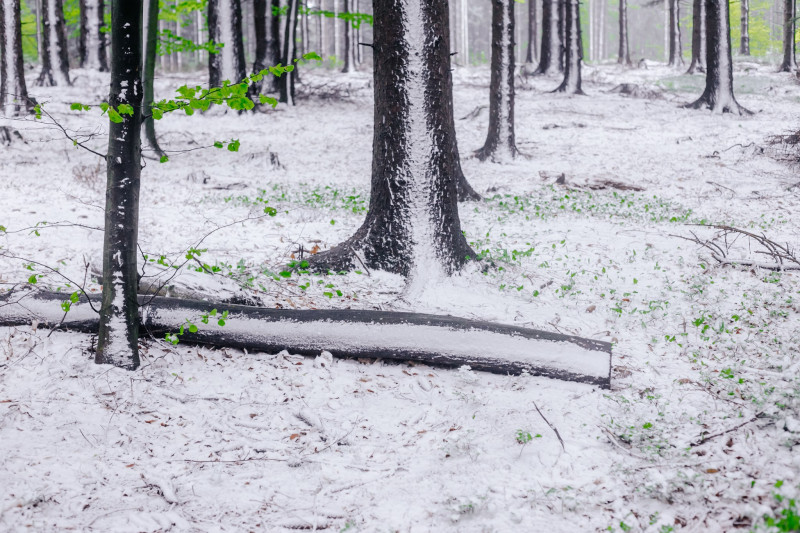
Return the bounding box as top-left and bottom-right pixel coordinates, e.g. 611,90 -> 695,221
586,305 -> 596,313
125,464 -> 135,468
290,433 -> 300,440
144,420 -> 155,424
706,468 -> 719,473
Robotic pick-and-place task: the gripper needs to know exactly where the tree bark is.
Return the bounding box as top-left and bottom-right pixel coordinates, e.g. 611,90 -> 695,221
740,0 -> 749,55
143,0 -> 165,159
36,0 -> 71,86
525,0 -> 537,64
685,0 -> 749,114
96,0 -> 144,370
252,0 -> 281,94
778,0 -> 796,71
477,0 -> 518,162
618,0 -> 631,65
208,0 -> 247,86
554,0 -> 584,94
667,0 -> 683,66
687,0 -> 706,73
342,0 -> 355,72
534,0 -> 563,74
279,0 -> 300,104
0,0 -> 33,117
80,0 -> 108,71
310,0 -> 475,277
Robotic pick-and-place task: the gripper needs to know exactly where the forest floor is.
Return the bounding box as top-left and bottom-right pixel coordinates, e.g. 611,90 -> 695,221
1,59 -> 799,532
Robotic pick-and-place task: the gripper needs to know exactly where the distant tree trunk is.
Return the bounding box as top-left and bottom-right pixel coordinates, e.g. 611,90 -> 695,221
143,0 -> 164,158
618,0 -> 631,65
78,0 -> 86,64
668,0 -> 683,66
252,0 -> 281,93
740,0 -> 750,55
310,0 -> 475,276
687,0 -> 706,73
0,0 -> 33,116
558,0 -> 566,66
554,0 -> 583,93
534,0 -> 563,74
96,0 -> 144,370
208,0 -> 247,85
525,0 -> 537,64
477,0 -> 518,161
342,0 -> 355,72
685,0 -> 749,113
36,0 -> 71,86
279,0 -> 300,104
80,0 -> 107,71
778,0 -> 796,71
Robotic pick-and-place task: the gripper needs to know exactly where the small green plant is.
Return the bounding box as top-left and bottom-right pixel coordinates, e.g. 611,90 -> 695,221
516,429 -> 541,444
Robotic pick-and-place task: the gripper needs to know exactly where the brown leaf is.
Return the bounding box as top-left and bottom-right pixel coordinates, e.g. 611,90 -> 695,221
706,468 -> 719,473
125,464 -> 135,468
290,433 -> 300,440
249,413 -> 257,419
586,305 -> 596,313
144,420 -> 155,424
310,244 -> 321,255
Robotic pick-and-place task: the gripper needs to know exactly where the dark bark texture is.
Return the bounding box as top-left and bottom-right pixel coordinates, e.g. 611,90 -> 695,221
685,0 -> 750,114
668,0 -> 684,67
778,0 -> 797,72
477,0 -> 518,161
534,0 -> 563,74
80,0 -> 108,71
96,0 -> 144,369
208,0 -> 247,86
143,0 -> 164,158
554,0 -> 583,94
525,0 -> 537,64
687,0 -> 706,73
36,0 -> 71,86
252,0 -> 281,94
740,0 -> 749,55
618,0 -> 631,65
310,0 -> 475,276
279,0 -> 300,104
0,0 -> 33,116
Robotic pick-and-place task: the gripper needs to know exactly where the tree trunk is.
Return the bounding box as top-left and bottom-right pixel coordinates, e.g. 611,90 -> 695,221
477,0 -> 518,162
685,0 -> 749,114
310,0 -> 475,277
80,0 -> 107,71
96,0 -> 144,370
554,0 -> 583,94
778,0 -> 796,71
0,0 -> 33,116
208,0 -> 247,86
36,0 -> 71,86
618,0 -> 631,65
667,0 -> 683,66
740,0 -> 749,55
687,0 -> 706,73
78,0 -> 86,66
558,0 -> 566,67
143,0 -> 164,158
279,0 -> 300,104
534,0 -> 563,74
525,0 -> 537,64
252,0 -> 281,93
342,0 -> 355,72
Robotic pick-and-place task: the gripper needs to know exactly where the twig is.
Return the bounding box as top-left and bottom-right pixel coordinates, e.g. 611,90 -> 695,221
532,399 -> 565,451
689,413 -> 762,447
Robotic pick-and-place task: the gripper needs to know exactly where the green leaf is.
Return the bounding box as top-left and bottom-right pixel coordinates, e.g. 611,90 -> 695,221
217,319 -> 226,326
27,274 -> 37,284
107,108 -> 124,123
117,103 -> 134,116
188,324 -> 198,333
61,301 -> 71,312
160,155 -> 169,163
151,107 -> 164,120
213,141 -> 224,149
263,206 -> 277,216
70,292 -> 80,303
302,52 -> 323,61
258,95 -> 278,108
279,271 -> 292,278
227,139 -> 240,152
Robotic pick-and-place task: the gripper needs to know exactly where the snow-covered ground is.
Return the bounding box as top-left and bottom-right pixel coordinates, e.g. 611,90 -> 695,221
1,61 -> 799,531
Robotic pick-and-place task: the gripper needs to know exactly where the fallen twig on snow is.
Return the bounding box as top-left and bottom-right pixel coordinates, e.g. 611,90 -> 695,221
689,413 -> 762,447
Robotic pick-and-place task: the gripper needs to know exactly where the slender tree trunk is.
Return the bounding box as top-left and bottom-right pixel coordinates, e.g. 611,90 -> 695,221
685,0 -> 749,113
279,0 -> 299,104
668,0 -> 684,66
558,0 -> 566,68
208,0 -> 247,85
78,0 -> 86,65
0,0 -> 33,116
36,0 -> 71,86
778,0 -> 797,71
143,0 -> 164,158
525,0 -> 537,63
618,0 -> 631,64
477,0 -> 518,161
687,0 -> 706,72
342,0 -> 355,72
534,0 -> 563,74
81,0 -> 107,71
554,0 -> 583,93
310,0 -> 475,277
252,0 -> 281,93
740,0 -> 750,55
96,0 -> 144,370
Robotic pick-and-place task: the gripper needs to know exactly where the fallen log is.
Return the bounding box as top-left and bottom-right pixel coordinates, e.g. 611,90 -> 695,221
0,291 -> 612,388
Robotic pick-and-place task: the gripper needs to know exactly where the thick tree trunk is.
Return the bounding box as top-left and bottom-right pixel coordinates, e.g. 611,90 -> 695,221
342,0 -> 355,72
80,0 -> 107,71
667,0 -> 683,66
252,0 -> 281,94
687,0 -> 706,73
0,291 -> 614,388
279,0 -> 300,104
143,0 -> 164,158
96,0 -> 144,370
685,0 -> 749,114
0,0 -> 33,116
525,0 -> 537,64
208,0 -> 247,86
778,0 -> 797,71
477,0 -> 518,162
554,0 -> 584,94
36,0 -> 71,86
740,0 -> 749,55
310,0 -> 475,277
618,0 -> 631,65
534,0 -> 563,74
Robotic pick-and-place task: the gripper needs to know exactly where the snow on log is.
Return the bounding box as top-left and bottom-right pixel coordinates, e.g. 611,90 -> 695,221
0,291 -> 612,388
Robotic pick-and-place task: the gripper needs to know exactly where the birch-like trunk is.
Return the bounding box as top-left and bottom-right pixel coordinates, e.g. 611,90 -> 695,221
618,0 -> 631,65
342,0 -> 355,72
80,0 -> 107,71
534,0 -> 563,74
525,0 -> 537,64
208,0 -> 247,86
554,0 -> 583,94
96,0 -> 144,370
36,0 -> 71,86
0,0 -> 33,116
778,0 -> 797,71
740,0 -> 750,55
279,0 -> 299,104
687,0 -> 706,73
